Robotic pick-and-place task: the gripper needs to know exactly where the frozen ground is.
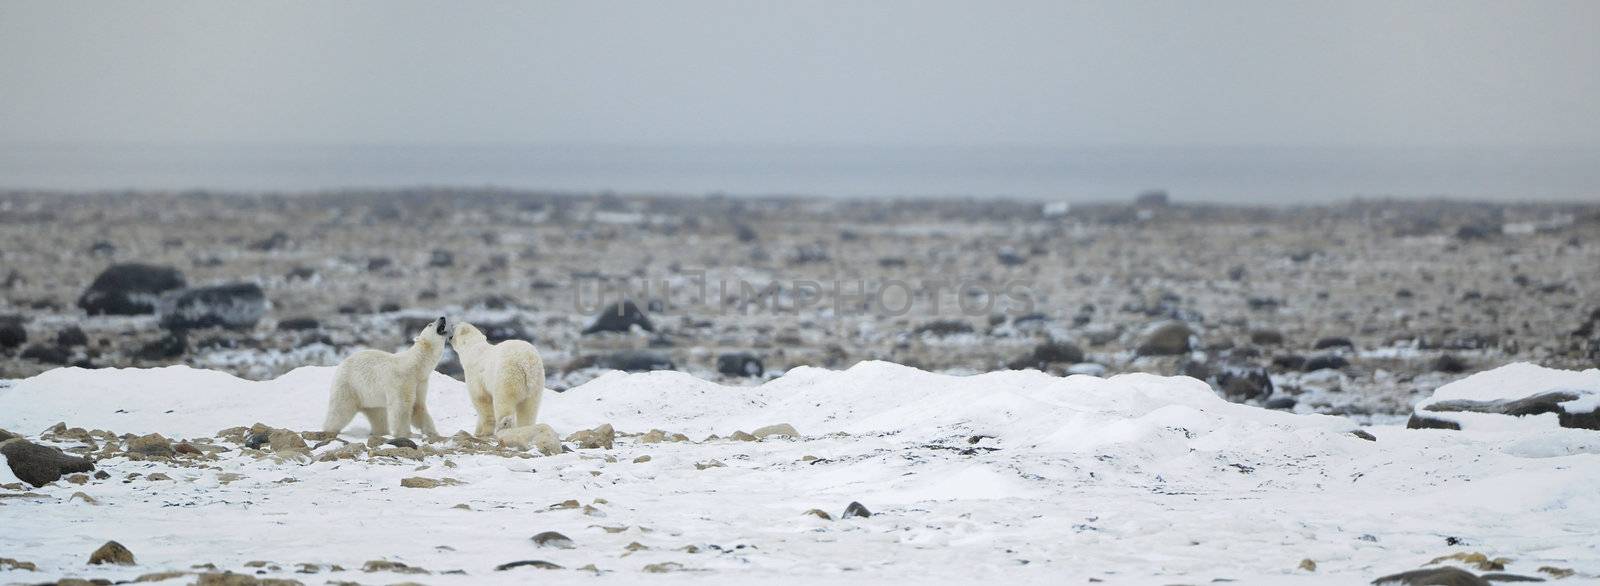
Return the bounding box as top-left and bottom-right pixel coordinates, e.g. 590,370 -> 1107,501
2,362 -> 1598,585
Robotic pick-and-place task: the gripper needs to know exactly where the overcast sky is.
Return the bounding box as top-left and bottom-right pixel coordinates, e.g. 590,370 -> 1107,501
2,1 -> 1598,148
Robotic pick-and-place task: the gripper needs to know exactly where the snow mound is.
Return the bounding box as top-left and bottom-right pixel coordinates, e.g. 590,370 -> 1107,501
1411,363 -> 1600,431
1,361 -> 1355,452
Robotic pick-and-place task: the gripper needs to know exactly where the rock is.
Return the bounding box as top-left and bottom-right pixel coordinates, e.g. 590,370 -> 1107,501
196,571 -> 305,585
159,283 -> 267,331
1136,321 -> 1194,356
1314,336 -> 1355,350
1432,354 -> 1469,374
77,263 -> 187,316
496,560 -> 563,571
428,249 -> 454,267
126,433 -> 175,459
19,344 -> 69,365
842,501 -> 872,519
1406,413 -> 1462,431
1250,329 -> 1286,346
583,301 -> 655,334
88,540 -> 136,565
1264,396 -> 1297,410
1350,429 -> 1378,441
1010,340 -> 1085,369
385,437 -> 418,449
362,559 -> 428,574
56,326 -> 89,347
996,246 -> 1028,266
803,509 -> 833,520
1415,389 -> 1599,431
565,424 -> 615,450
1214,365 -> 1275,402
0,428 -> 16,443
248,231 -> 290,251
0,557 -> 37,571
1303,354 -> 1349,372
911,320 -> 974,337
642,562 -> 686,573
146,472 -> 172,481
633,455 -> 651,463
135,332 -> 186,361
582,350 -> 675,372
531,531 -> 575,549
1371,566 -> 1490,585
1272,354 -> 1307,371
751,423 -> 799,439
268,430 -> 308,453
716,352 -> 765,377
70,491 -> 99,504
244,432 -> 270,450
0,315 -> 24,350
1299,559 -> 1317,572
695,459 -> 727,470
277,317 -> 319,331
401,477 -> 441,489
730,430 -> 757,441
1,438 -> 95,487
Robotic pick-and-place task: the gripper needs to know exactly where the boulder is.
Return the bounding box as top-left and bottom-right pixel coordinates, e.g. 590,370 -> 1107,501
1303,354 -> 1349,372
1408,363 -> 1600,431
1313,336 -> 1355,350
564,424 -> 615,450
1213,364 -> 1275,402
56,326 -> 89,347
1010,340 -> 1085,369
160,283 -> 267,331
19,344 -> 69,365
913,320 -> 975,336
1136,321 -> 1194,356
582,301 -> 654,334
575,350 -> 675,372
126,434 -> 175,459
1,438 -> 95,487
1249,329 -> 1285,346
531,531 -> 574,549
88,540 -> 136,565
135,332 -> 187,361
841,501 -> 872,519
77,263 -> 187,316
276,317 -> 319,331
1371,566 -> 1490,585
0,315 -> 26,350
716,352 -> 764,377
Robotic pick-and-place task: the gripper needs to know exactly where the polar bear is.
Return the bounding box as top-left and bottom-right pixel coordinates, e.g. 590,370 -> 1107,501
322,316 -> 448,438
449,322 -> 545,437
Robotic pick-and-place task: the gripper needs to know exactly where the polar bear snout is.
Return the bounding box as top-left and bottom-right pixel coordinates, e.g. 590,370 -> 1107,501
434,316 -> 447,336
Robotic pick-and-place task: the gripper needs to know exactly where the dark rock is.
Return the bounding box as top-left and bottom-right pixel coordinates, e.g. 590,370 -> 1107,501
19,344 -> 69,365
583,301 -> 655,334
1134,189 -> 1169,207
0,428 -> 15,442
1215,365 -> 1274,402
87,540 -> 136,565
1246,296 -> 1281,310
385,438 -> 418,449
248,231 -> 290,251
1025,340 -> 1085,366
1417,390 -> 1599,431
277,317 -> 320,331
378,302 -> 401,313
1313,336 -> 1355,350
159,283 -> 267,331
428,249 -> 454,267
1272,354 -> 1307,371
0,315 -> 24,349
1350,429 -> 1378,441
89,240 -> 116,256
996,247 -> 1027,267
841,501 -> 872,519
367,257 -> 393,272
1406,413 -> 1462,431
135,332 -> 187,361
1455,223 -> 1498,241
244,432 -> 270,450
1371,566 -> 1489,585
285,266 -> 316,281
914,320 -> 975,336
1303,354 -> 1349,372
56,326 -> 88,347
717,353 -> 764,377
477,320 -> 533,344
77,263 -> 186,316
1249,329 -> 1285,346
579,350 -> 675,372
1432,354 -> 1469,374
1136,321 -> 1194,356
127,434 -> 175,458
1,438 -> 96,487
496,560 -> 563,571
531,531 -> 575,549
733,223 -> 758,243
1264,396 -> 1297,410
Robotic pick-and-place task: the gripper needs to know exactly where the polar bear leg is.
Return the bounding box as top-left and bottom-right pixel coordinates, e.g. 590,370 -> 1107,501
412,401 -> 439,437
362,408 -> 389,437
322,390 -> 359,435
388,394 -> 415,439
516,396 -> 540,427
470,388 -> 495,437
493,397 -> 517,432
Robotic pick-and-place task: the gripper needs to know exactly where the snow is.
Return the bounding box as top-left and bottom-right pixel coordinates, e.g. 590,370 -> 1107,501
1411,363 -> 1600,432
2,361 -> 1598,584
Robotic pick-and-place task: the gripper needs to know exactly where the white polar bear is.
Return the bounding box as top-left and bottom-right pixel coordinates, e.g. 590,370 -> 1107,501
322,316 -> 448,438
449,322 -> 545,437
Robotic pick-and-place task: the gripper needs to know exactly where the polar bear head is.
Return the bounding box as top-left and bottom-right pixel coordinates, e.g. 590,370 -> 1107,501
450,322 -> 487,350
414,316 -> 449,347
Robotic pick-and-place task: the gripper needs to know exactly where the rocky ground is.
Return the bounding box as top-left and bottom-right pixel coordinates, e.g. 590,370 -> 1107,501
1,190 -> 1597,423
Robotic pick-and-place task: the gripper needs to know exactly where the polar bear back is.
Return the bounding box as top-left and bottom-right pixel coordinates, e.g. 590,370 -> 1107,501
336,348 -> 418,407
466,339 -> 545,401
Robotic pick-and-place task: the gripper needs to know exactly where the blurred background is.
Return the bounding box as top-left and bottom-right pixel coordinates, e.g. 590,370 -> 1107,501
1,1 -> 1597,423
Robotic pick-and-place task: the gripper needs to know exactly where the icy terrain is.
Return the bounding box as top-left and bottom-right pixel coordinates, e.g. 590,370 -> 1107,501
2,362 -> 1598,585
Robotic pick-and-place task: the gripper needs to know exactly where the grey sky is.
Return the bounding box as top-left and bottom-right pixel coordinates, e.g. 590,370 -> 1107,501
2,1 -> 1598,148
